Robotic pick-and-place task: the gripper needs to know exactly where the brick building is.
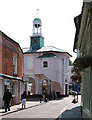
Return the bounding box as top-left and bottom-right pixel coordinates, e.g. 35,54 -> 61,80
0,30 -> 24,108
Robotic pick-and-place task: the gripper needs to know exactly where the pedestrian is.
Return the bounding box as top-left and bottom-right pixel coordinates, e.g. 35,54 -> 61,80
28,90 -> 30,96
3,88 -> 13,112
21,91 -> 27,108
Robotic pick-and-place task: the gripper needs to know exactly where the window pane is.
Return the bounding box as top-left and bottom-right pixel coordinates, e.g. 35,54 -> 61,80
13,56 -> 17,74
43,61 -> 48,67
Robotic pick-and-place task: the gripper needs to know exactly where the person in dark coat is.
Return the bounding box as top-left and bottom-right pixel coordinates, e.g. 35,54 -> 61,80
21,91 -> 27,108
3,88 -> 13,112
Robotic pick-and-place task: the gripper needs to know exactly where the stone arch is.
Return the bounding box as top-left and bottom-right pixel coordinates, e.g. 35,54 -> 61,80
28,77 -> 35,94
41,79 -> 49,94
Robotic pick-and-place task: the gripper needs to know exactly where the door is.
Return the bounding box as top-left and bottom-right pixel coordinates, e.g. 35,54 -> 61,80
65,84 -> 68,96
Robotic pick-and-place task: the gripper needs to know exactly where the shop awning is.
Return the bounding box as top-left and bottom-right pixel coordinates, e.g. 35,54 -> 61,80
0,73 -> 24,82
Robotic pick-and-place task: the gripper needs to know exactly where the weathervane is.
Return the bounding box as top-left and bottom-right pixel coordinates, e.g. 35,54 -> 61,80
36,9 -> 39,18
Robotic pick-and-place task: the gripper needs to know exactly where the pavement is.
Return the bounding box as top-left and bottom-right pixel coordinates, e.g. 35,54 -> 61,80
0,100 -> 44,116
59,95 -> 82,119
0,95 -> 82,119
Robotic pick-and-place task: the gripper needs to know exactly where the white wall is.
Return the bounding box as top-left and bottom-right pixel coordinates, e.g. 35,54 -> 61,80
24,54 -> 35,75
14,81 -> 18,103
24,52 -> 70,95
24,52 -> 70,82
20,82 -> 24,98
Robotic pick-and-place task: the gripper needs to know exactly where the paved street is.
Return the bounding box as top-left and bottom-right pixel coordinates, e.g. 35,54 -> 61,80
1,95 -> 81,119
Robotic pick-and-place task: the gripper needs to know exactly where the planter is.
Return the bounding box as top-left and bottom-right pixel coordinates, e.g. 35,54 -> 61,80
74,56 -> 92,70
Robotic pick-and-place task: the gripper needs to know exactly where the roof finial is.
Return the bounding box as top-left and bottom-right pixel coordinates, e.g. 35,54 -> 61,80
36,9 -> 39,18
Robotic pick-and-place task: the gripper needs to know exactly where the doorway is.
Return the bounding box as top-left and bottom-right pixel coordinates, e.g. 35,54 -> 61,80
28,77 -> 35,95
65,84 -> 68,96
42,79 -> 48,94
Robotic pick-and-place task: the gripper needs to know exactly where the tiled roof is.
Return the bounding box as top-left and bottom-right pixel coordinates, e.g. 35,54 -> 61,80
36,46 -> 66,53
23,46 -> 72,57
37,53 -> 57,58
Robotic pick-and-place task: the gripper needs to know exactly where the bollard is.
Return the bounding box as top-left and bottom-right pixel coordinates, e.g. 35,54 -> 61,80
43,94 -> 45,101
40,99 -> 41,103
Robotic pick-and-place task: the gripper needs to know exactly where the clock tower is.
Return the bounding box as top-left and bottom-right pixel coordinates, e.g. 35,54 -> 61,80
30,18 -> 44,51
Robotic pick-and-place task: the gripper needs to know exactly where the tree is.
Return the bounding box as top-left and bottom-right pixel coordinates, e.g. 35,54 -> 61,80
71,58 -> 82,84
69,59 -> 72,66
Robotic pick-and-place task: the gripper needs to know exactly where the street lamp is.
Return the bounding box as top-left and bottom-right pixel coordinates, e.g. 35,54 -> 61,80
49,80 -> 52,100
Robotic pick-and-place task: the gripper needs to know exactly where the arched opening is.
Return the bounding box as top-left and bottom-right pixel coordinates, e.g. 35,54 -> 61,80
42,79 -> 48,94
27,77 -> 35,95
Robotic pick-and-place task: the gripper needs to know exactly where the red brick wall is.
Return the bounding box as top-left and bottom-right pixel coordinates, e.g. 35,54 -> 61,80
0,33 -> 2,73
1,32 -> 24,79
51,81 -> 61,92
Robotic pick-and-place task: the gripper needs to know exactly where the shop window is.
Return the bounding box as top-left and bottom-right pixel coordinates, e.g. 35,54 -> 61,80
10,83 -> 14,94
11,85 -> 14,94
43,61 -> 48,68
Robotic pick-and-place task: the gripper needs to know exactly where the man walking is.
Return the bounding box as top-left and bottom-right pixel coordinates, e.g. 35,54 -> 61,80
3,88 -> 13,112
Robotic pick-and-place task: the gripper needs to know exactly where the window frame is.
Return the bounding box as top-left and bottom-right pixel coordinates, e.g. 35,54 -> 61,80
13,56 -> 17,75
43,61 -> 48,68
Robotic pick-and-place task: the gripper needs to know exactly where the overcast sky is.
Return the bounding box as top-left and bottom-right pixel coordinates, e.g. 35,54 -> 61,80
0,0 -> 83,61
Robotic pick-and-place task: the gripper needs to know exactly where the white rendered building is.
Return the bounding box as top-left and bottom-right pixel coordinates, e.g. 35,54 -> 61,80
24,18 -> 72,96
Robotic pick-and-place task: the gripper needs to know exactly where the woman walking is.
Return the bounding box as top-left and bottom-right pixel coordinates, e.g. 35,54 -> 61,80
21,91 -> 27,108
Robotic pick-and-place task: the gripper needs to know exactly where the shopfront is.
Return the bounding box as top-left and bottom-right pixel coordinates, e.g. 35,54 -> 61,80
0,74 -> 24,108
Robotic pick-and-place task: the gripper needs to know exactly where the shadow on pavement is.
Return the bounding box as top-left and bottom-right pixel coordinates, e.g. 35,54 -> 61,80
56,106 -> 86,120
61,106 -> 82,118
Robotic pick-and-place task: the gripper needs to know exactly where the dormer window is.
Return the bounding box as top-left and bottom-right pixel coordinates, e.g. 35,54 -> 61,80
13,56 -> 17,75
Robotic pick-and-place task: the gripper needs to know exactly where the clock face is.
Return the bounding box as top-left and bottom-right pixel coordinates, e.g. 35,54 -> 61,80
32,38 -> 38,44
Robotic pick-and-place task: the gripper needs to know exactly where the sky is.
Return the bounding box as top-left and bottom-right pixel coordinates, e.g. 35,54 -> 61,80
0,0 -> 83,61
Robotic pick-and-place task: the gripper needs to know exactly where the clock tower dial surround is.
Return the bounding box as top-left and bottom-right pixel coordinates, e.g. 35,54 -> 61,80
30,36 -> 44,51
32,37 -> 38,44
